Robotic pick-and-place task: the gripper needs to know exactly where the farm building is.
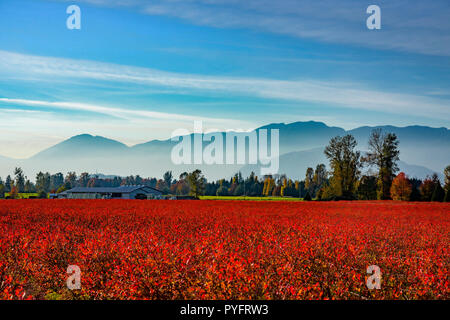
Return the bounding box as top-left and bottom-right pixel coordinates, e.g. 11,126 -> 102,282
60,185 -> 162,199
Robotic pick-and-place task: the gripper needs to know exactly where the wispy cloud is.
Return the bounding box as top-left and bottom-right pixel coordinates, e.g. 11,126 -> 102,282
55,0 -> 450,56
0,108 -> 50,114
1,50 -> 449,120
0,97 -> 238,124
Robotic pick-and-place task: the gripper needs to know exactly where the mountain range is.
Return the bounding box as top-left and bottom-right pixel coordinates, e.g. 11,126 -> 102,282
0,121 -> 448,181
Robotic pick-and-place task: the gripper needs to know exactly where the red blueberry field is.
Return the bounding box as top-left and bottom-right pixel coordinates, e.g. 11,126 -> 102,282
0,200 -> 448,300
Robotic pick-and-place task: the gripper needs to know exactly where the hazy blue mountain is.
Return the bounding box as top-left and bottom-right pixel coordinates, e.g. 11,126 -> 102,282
131,139 -> 176,155
0,121 -> 447,181
31,134 -> 129,159
130,121 -> 345,155
397,161 -> 444,181
257,121 -> 345,154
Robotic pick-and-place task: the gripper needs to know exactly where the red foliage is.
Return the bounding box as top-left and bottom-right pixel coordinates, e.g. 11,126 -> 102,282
9,186 -> 19,199
390,172 -> 412,201
0,200 -> 448,300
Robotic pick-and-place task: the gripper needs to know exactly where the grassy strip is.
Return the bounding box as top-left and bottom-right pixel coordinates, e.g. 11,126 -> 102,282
200,196 -> 304,201
3,193 -> 43,199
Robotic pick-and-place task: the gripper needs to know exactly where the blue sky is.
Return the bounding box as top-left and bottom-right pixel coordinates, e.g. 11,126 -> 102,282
0,0 -> 449,158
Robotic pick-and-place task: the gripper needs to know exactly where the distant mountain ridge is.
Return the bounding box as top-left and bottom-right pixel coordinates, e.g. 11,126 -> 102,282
0,121 -> 448,181
32,134 -> 129,159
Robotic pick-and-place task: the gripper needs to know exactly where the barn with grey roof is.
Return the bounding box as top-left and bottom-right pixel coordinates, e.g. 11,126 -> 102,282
60,185 -> 162,199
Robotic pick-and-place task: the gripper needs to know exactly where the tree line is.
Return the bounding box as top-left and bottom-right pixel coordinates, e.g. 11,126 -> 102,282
319,129 -> 448,202
0,129 -> 449,201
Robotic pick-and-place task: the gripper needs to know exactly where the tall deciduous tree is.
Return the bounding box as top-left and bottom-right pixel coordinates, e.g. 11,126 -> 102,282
155,179 -> 168,194
172,179 -> 190,196
36,172 -> 51,193
78,172 -> 90,187
304,167 -> 314,195
186,169 -> 206,198
163,171 -> 173,188
9,185 -> 19,199
324,134 -> 361,199
313,164 -> 327,187
444,165 -> 450,202
65,172 -> 77,189
363,129 -> 400,200
50,172 -> 64,191
420,177 -> 435,201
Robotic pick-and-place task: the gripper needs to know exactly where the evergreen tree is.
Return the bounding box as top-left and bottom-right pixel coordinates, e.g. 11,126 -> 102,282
431,184 -> 445,202
357,175 -> 377,200
304,192 -> 312,201
5,175 -> 12,192
430,174 -> 445,202
409,178 -> 422,201
24,180 -> 36,193
14,167 -> 25,193
234,184 -> 244,196
0,180 -> 4,198
216,185 -> 229,196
